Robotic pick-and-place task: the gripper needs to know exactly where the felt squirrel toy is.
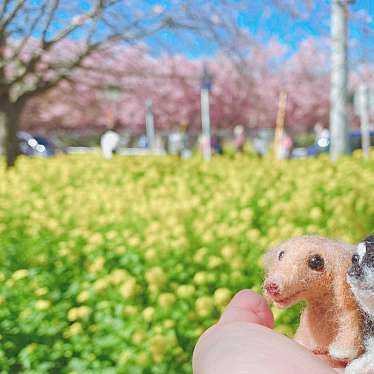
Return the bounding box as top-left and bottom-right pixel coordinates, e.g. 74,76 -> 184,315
345,234 -> 374,374
263,235 -> 363,363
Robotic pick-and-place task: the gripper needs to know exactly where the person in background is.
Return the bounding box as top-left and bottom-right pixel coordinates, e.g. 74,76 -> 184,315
234,125 -> 246,153
168,128 -> 184,156
211,135 -> 224,155
198,134 -> 210,158
180,122 -> 192,159
100,124 -> 120,159
278,131 -> 294,160
137,134 -> 148,149
154,134 -> 166,155
314,122 -> 330,143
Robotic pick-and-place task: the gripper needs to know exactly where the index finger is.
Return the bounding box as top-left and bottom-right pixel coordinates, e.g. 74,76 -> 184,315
218,289 -> 274,329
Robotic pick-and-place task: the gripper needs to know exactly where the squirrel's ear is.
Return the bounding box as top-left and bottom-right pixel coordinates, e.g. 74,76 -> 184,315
262,248 -> 275,271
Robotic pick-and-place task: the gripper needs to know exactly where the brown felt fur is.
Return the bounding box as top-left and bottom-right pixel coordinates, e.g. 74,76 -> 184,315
263,235 -> 363,361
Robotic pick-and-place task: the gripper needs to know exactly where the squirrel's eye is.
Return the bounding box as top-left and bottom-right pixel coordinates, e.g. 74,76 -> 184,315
278,250 -> 285,261
352,254 -> 359,264
308,255 -> 324,271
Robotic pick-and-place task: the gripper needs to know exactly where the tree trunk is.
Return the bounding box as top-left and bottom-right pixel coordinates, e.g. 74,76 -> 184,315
2,102 -> 22,169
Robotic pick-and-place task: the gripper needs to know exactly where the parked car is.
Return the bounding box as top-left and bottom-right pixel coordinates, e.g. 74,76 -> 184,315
349,130 -> 374,151
292,130 -> 374,158
17,132 -> 57,157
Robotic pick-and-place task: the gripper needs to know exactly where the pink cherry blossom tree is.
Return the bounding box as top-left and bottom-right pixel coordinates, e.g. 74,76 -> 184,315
25,39 -> 335,135
0,0 -> 252,167
3,1 -> 372,164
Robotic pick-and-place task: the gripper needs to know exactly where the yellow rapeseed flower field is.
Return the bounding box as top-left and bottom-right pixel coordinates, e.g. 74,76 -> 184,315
0,153 -> 373,373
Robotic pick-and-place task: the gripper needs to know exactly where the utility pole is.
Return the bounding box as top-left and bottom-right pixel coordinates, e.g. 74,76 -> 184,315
200,65 -> 213,161
358,84 -> 371,159
145,98 -> 156,151
330,0 -> 354,159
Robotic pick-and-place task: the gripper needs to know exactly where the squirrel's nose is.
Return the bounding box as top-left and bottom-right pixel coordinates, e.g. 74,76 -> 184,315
264,282 -> 280,297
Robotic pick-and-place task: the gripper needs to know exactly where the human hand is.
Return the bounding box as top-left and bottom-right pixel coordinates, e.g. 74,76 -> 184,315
193,290 -> 344,374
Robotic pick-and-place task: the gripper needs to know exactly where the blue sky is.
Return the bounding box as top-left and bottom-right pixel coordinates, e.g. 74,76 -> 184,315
142,0 -> 374,60
52,0 -> 373,61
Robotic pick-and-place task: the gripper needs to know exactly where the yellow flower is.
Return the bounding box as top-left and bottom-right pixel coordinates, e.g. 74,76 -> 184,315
143,307 -> 155,321
132,330 -> 146,345
158,293 -> 176,307
193,248 -> 207,263
20,308 -> 32,319
77,290 -> 89,303
65,322 -> 82,337
163,319 -> 175,328
176,285 -> 195,298
110,269 -> 129,285
93,278 -> 108,292
213,288 -> 231,307
89,257 -> 105,273
221,245 -> 236,259
195,296 -> 214,317
246,229 -> 261,241
35,300 -> 51,310
193,272 -> 207,285
12,269 -> 28,280
208,255 -> 222,268
114,246 -> 126,255
68,306 -> 90,321
230,256 -> 245,270
145,249 -> 157,261
120,278 -> 138,298
34,287 -> 48,296
145,267 -> 165,288
67,308 -> 79,321
310,207 -> 322,221
150,334 -> 169,357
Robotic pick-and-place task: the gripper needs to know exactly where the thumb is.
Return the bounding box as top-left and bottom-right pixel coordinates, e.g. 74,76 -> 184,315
218,290 -> 274,329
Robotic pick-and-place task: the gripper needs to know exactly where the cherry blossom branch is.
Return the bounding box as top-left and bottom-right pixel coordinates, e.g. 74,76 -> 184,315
0,0 -> 26,32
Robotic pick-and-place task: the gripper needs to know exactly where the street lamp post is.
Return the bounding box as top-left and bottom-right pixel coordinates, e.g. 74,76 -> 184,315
357,84 -> 371,160
200,64 -> 213,161
145,98 -> 156,151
